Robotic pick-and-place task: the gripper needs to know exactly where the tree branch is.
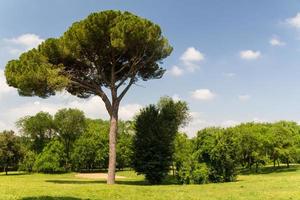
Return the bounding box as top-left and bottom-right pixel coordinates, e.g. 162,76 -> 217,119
117,76 -> 135,101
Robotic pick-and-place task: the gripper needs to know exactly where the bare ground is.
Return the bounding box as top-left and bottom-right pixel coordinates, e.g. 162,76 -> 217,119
75,173 -> 126,179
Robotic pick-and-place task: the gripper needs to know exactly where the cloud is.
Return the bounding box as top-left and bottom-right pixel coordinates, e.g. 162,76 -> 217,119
239,50 -> 261,60
238,94 -> 251,101
119,104 -> 142,120
171,94 -> 181,102
191,89 -> 216,101
1,34 -> 44,60
221,120 -> 239,127
168,65 -> 183,77
286,13 -> 300,29
0,93 -> 143,131
4,34 -> 44,50
180,47 -> 205,72
181,112 -> 213,137
0,70 -> 14,100
223,72 -> 236,78
269,36 -> 285,46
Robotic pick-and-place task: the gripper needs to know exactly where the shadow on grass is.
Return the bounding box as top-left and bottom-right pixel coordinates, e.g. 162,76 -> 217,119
240,165 -> 299,175
46,175 -> 179,186
21,196 -> 85,200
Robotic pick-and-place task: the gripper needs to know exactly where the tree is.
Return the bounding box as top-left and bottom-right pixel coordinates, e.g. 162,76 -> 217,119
5,10 -> 172,184
0,131 -> 22,175
16,112 -> 54,153
132,98 -> 189,184
234,123 -> 269,172
71,119 -> 109,171
54,108 -> 86,167
195,128 -> 239,182
266,121 -> 299,168
33,140 -> 65,173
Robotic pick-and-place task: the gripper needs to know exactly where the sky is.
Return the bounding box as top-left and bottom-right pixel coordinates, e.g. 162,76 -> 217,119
1,0 -> 300,137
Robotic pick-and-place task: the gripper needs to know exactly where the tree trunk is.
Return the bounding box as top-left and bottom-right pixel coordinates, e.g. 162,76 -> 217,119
4,165 -> 8,175
107,107 -> 118,184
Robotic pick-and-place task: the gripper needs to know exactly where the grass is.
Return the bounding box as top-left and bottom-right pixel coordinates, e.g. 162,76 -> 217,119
2,166 -> 300,200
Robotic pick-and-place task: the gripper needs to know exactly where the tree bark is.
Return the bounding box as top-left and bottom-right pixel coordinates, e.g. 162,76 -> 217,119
107,106 -> 119,184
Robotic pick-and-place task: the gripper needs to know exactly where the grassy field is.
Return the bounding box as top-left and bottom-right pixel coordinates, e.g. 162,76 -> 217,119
1,166 -> 300,200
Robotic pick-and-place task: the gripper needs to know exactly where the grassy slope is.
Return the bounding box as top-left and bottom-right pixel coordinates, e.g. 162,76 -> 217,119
1,166 -> 300,200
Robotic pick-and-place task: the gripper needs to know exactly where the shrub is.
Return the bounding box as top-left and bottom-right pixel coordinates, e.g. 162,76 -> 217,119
33,140 -> 65,173
132,98 -> 189,184
19,150 -> 36,172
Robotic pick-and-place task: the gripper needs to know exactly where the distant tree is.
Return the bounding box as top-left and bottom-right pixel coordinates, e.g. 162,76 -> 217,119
195,128 -> 239,182
132,97 -> 189,184
266,121 -> 299,167
17,112 -> 54,153
0,131 -> 22,175
234,123 -> 269,172
34,140 -> 65,173
116,121 -> 134,170
54,108 -> 86,167
5,10 -> 172,184
18,150 -> 37,172
173,133 -> 208,184
71,119 -> 109,171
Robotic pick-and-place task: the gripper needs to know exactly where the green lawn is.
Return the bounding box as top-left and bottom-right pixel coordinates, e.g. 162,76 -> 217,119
1,166 -> 300,200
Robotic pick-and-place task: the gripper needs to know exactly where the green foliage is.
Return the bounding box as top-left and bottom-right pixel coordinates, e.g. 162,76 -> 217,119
17,112 -> 54,153
116,122 -> 134,170
5,10 -> 172,99
18,150 -> 37,172
54,108 -> 86,165
34,140 -> 66,173
195,128 -> 239,182
71,119 -> 109,171
133,98 -> 189,184
0,131 -> 22,174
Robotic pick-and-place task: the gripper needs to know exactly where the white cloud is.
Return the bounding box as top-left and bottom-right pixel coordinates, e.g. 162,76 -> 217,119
1,34 -> 44,60
0,93 -> 143,131
238,94 -> 251,101
286,13 -> 300,29
180,47 -> 205,72
119,104 -> 142,120
269,36 -> 285,46
221,120 -> 239,128
191,89 -> 216,101
5,34 -> 44,50
181,112 -> 213,137
168,65 -> 183,77
171,94 -> 181,102
0,70 -> 14,100
223,72 -> 236,78
239,50 -> 261,60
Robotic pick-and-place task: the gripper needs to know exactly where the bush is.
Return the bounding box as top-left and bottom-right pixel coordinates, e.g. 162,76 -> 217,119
33,140 -> 65,173
19,150 -> 36,172
132,98 -> 189,184
176,160 -> 208,184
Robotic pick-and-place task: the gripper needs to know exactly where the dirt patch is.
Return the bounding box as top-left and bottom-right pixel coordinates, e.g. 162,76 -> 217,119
75,173 -> 126,179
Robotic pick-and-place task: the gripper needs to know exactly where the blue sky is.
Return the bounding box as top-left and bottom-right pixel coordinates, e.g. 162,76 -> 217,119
1,0 -> 300,136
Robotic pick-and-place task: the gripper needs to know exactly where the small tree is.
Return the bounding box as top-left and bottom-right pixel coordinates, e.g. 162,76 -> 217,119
17,112 -> 54,153
54,108 -> 86,167
132,97 -> 189,184
5,10 -> 172,184
195,128 -> 239,182
34,140 -> 65,173
0,131 -> 22,175
72,119 -> 110,171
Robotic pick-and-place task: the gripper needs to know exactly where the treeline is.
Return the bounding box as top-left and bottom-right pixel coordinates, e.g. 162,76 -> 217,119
0,109 -> 133,174
174,121 -> 300,184
1,98 -> 300,185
